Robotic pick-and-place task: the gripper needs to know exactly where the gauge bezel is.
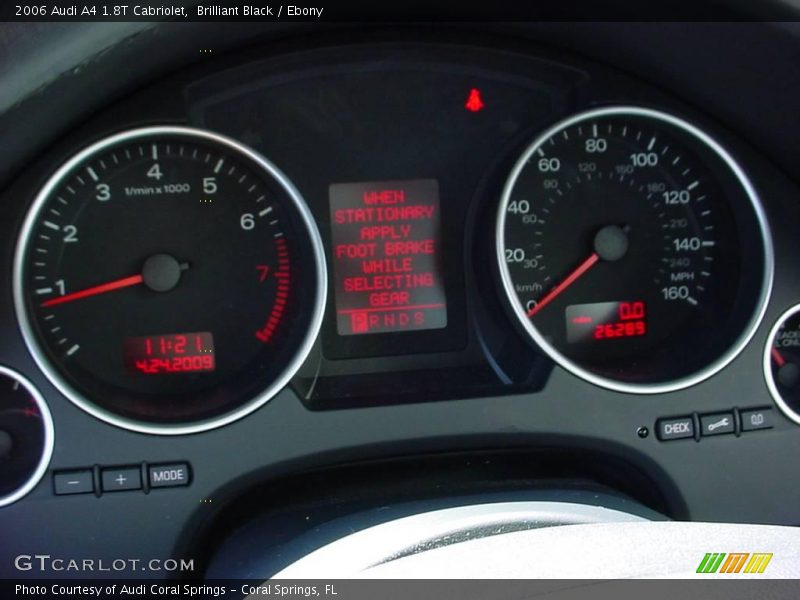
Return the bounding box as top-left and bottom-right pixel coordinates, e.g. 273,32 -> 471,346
13,126 -> 327,435
764,303 -> 800,425
0,365 -> 54,507
496,105 -> 774,394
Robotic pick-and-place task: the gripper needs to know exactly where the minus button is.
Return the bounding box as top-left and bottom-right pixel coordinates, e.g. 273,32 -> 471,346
53,470 -> 94,495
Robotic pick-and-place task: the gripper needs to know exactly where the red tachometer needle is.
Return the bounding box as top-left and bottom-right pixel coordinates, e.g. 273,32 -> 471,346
527,252 -> 600,317
41,274 -> 144,308
772,347 -> 786,367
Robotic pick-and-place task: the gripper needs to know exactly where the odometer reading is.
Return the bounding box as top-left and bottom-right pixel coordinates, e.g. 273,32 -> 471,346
14,126 -> 325,433
566,301 -> 647,344
497,107 -> 771,392
123,332 -> 215,375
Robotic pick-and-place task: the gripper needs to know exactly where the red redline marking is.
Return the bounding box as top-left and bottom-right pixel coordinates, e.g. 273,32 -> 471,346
41,274 -> 144,307
527,253 -> 600,317
337,303 -> 445,315
772,347 -> 786,367
256,236 -> 292,344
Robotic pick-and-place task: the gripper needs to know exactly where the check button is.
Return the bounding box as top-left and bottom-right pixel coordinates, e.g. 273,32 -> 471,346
101,467 -> 141,492
657,416 -> 694,440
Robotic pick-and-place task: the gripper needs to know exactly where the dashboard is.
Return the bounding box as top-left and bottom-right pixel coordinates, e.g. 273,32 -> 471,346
1,21 -> 800,579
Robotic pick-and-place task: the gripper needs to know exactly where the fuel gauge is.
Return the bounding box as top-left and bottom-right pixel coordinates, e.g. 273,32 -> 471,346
765,304 -> 800,424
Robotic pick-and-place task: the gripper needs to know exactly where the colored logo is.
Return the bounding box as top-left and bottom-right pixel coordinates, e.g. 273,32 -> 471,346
696,553 -> 773,574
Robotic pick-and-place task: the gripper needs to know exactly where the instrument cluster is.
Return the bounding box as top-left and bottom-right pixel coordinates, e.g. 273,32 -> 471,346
1,39 -> 798,510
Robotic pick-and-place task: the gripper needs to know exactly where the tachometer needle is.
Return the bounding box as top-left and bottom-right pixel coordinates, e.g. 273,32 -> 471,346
41,274 -> 144,308
527,252 -> 600,317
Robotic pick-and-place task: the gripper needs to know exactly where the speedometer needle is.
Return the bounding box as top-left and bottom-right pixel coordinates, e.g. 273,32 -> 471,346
527,252 -> 599,317
527,224 -> 629,318
41,274 -> 144,307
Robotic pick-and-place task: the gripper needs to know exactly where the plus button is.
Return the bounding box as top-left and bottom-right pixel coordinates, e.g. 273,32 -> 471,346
101,468 -> 141,492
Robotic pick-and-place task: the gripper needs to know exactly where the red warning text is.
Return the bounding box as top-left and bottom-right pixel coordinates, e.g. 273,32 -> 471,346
329,179 -> 448,335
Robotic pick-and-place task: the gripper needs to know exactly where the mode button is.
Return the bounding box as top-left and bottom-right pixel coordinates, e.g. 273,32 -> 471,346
657,416 -> 695,441
149,463 -> 190,488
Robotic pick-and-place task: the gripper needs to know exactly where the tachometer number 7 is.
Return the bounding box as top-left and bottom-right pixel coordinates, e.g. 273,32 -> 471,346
256,265 -> 270,282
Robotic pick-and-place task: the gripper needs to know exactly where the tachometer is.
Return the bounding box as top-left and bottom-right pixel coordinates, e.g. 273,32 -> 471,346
497,107 -> 772,392
14,126 -> 326,433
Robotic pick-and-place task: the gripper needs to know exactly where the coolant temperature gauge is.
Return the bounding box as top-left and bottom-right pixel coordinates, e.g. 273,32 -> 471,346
765,304 -> 800,424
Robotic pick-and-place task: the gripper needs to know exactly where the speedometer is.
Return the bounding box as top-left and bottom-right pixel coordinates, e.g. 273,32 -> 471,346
14,126 -> 326,434
497,106 -> 772,392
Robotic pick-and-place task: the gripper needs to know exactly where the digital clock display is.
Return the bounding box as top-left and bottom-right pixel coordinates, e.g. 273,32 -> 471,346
565,301 -> 647,344
123,332 -> 215,375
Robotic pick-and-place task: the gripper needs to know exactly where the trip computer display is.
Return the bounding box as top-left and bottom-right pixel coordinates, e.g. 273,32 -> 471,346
329,179 -> 447,336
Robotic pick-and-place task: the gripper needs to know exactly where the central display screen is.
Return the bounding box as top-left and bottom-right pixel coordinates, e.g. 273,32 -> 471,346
329,179 -> 448,335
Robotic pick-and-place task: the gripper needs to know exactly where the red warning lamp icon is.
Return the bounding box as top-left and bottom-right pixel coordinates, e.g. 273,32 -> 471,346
465,88 -> 485,112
